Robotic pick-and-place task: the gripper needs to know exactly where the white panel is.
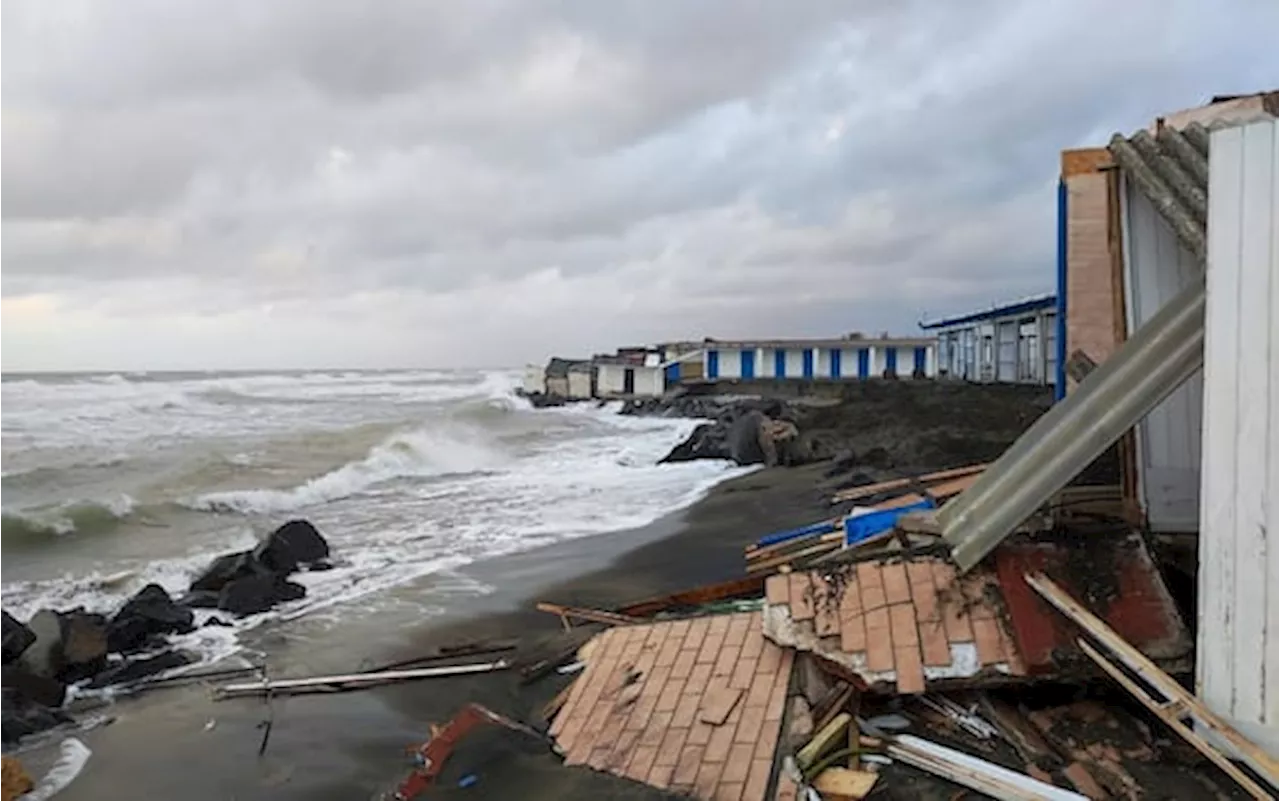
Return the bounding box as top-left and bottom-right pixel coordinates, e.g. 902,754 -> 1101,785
718,348 -> 742,379
996,321 -> 1018,381
1198,118 -> 1278,758
784,349 -> 804,378
596,365 -> 624,396
635,367 -> 664,396
815,348 -> 832,378
567,372 -> 592,399
522,365 -> 546,394
1121,174 -> 1205,531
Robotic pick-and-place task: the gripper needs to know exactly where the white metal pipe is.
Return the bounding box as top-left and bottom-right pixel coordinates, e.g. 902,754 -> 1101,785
215,659 -> 509,698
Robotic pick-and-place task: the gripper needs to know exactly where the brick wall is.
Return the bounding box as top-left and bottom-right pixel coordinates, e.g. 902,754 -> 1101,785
1064,171 -> 1122,392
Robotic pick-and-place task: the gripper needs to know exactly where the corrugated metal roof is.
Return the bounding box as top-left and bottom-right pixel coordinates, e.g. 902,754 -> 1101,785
1108,122 -> 1210,261
919,292 -> 1057,331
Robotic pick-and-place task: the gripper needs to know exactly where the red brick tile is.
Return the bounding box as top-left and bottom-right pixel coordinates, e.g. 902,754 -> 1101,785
638,711 -> 672,747
755,640 -> 783,675
713,638 -> 744,678
655,636 -> 682,668
623,689 -> 659,732
716,782 -> 745,801
698,626 -> 728,664
682,616 -> 711,650
930,560 -> 958,591
765,573 -> 790,605
656,672 -> 686,713
705,721 -> 738,763
743,670 -> 774,708
734,702 -> 766,744
973,617 -> 1004,666
708,614 -> 731,634
602,729 -> 641,773
645,624 -> 668,646
889,603 -> 919,646
672,692 -> 701,728
721,742 -> 754,783
743,758 -> 773,801
685,661 -> 713,693
739,629 -> 764,659
687,719 -> 714,746
857,563 -> 887,611
654,725 -> 690,767
725,614 -> 751,646
864,608 -> 894,672
905,559 -> 937,589
671,648 -> 697,679
754,717 -> 780,759
625,745 -> 660,782
881,562 -> 912,605
894,644 -> 925,694
939,586 -> 975,643
789,573 -> 814,620
910,573 -> 940,622
672,744 -> 706,787
695,760 -> 727,800
965,577 -> 997,621
918,617 -> 952,667
763,659 -> 791,723
647,761 -> 675,789
841,608 -> 867,654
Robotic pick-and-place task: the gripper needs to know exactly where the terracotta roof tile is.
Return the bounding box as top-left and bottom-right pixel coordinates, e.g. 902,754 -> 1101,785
863,608 -> 894,672
881,562 -> 912,605
812,574 -> 841,637
894,643 -> 925,694
788,573 -> 815,620
888,603 -> 919,647
744,759 -> 773,801
972,617 -> 1005,666
765,573 -> 790,605
857,563 -> 888,611
672,744 -> 705,788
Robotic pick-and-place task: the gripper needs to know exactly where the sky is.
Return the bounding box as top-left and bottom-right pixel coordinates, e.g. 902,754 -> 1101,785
2,1 -> 1276,371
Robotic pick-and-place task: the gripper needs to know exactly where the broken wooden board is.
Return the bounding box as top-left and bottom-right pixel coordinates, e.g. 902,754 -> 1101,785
830,464 -> 988,504
617,576 -> 766,618
535,603 -> 641,628
797,712 -> 851,769
812,767 -> 878,799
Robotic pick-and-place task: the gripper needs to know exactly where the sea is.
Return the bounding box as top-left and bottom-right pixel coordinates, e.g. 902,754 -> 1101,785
0,369 -> 748,672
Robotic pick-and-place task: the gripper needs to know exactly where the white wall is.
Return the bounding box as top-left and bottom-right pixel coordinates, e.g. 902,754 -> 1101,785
567,371 -> 592,399
784,349 -> 805,378
1122,174 -> 1206,532
815,348 -> 833,379
522,365 -> 545,395
634,366 -> 665,396
1198,118 -> 1278,760
596,364 -> 626,396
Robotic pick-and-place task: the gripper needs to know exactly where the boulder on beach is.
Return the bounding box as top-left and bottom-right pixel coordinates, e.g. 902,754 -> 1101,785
188,550 -> 267,593
252,519 -> 330,574
1,688 -> 72,745
729,411 -> 768,466
16,611 -> 65,681
56,610 -> 110,682
176,590 -> 221,609
107,584 -> 195,654
86,649 -> 194,689
217,575 -> 306,617
1,612 -> 35,665
1,665 -> 66,709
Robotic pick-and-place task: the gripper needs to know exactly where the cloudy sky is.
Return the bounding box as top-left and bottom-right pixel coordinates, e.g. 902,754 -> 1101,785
2,1 -> 1276,371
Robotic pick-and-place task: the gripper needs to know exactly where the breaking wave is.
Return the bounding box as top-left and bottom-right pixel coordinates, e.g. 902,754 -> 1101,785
184,427 -> 503,515
1,495 -> 140,543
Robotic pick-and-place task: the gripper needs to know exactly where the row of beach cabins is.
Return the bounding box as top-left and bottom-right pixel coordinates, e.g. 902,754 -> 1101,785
524,293 -> 1061,400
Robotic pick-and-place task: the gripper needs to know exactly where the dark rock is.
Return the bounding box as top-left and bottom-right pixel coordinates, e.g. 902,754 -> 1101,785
2,611 -> 35,664
86,649 -> 195,689
822,450 -> 860,479
107,584 -> 195,654
202,616 -> 231,628
525,393 -> 566,409
176,590 -> 221,609
728,411 -> 767,466
1,688 -> 71,744
299,559 -> 334,572
217,575 -> 306,617
189,550 -> 266,593
252,520 -> 330,574
659,422 -> 730,464
57,610 -> 109,682
2,665 -> 67,708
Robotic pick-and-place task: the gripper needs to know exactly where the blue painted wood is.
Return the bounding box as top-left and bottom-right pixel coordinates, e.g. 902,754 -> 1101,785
755,519 -> 837,548
707,350 -> 719,379
741,349 -> 756,379
914,347 -> 927,375
774,349 -> 787,378
843,498 -> 935,546
885,348 -> 898,377
830,349 -> 842,378
664,362 -> 680,385
802,349 -> 815,378
857,349 -> 869,378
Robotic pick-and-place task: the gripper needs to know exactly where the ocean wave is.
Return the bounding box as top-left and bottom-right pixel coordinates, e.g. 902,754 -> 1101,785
1,495 -> 139,542
184,426 -> 502,515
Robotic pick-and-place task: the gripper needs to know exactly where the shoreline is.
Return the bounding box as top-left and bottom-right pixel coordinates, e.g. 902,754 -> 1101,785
23,464 -> 833,800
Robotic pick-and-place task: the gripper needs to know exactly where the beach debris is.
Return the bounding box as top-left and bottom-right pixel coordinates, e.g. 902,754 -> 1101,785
215,660 -> 510,699
106,584 -> 195,654
797,712 -> 852,770
1026,571 -> 1278,798
916,694 -> 998,740
555,661 -> 585,675
86,649 -> 195,689
2,612 -> 36,666
22,738 -> 91,801
812,766 -> 878,798
616,575 -> 766,618
872,730 -> 1089,801
203,718 -> 217,732
2,756 -> 33,801
533,603 -> 640,629
829,464 -> 989,505
394,703 -> 546,800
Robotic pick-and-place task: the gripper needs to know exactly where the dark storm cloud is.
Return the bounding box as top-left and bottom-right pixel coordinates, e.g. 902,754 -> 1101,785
2,0 -> 1276,370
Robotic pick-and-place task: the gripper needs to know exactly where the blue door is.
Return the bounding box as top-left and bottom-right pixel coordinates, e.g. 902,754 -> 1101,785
740,350 -> 756,379
829,349 -> 842,379
774,349 -> 786,378
802,349 -> 814,379
885,348 -> 898,377
664,362 -> 680,386
857,349 -> 870,378
707,350 -> 719,379
913,347 -> 927,376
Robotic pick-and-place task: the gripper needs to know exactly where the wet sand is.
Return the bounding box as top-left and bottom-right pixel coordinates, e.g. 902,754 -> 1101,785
28,464 -> 831,800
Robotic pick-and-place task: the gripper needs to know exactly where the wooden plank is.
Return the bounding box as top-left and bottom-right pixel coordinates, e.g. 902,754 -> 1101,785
1061,146 -> 1113,178
619,576 -> 766,617
873,492 -> 926,511
796,712 -> 851,769
830,463 -> 988,504
746,540 -> 842,574
812,767 -> 878,799
535,602 -> 641,627
924,473 -> 981,502
1078,639 -> 1272,801
700,683 -> 743,725
1027,572 -> 1279,785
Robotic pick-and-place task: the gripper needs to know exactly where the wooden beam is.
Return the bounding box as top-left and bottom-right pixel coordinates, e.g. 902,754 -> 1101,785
797,712 -> 852,769
1060,147 -> 1114,178
745,539 -> 843,574
830,463 -> 988,504
1025,572 -> 1279,787
617,575 -> 765,617
534,603 -> 641,627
